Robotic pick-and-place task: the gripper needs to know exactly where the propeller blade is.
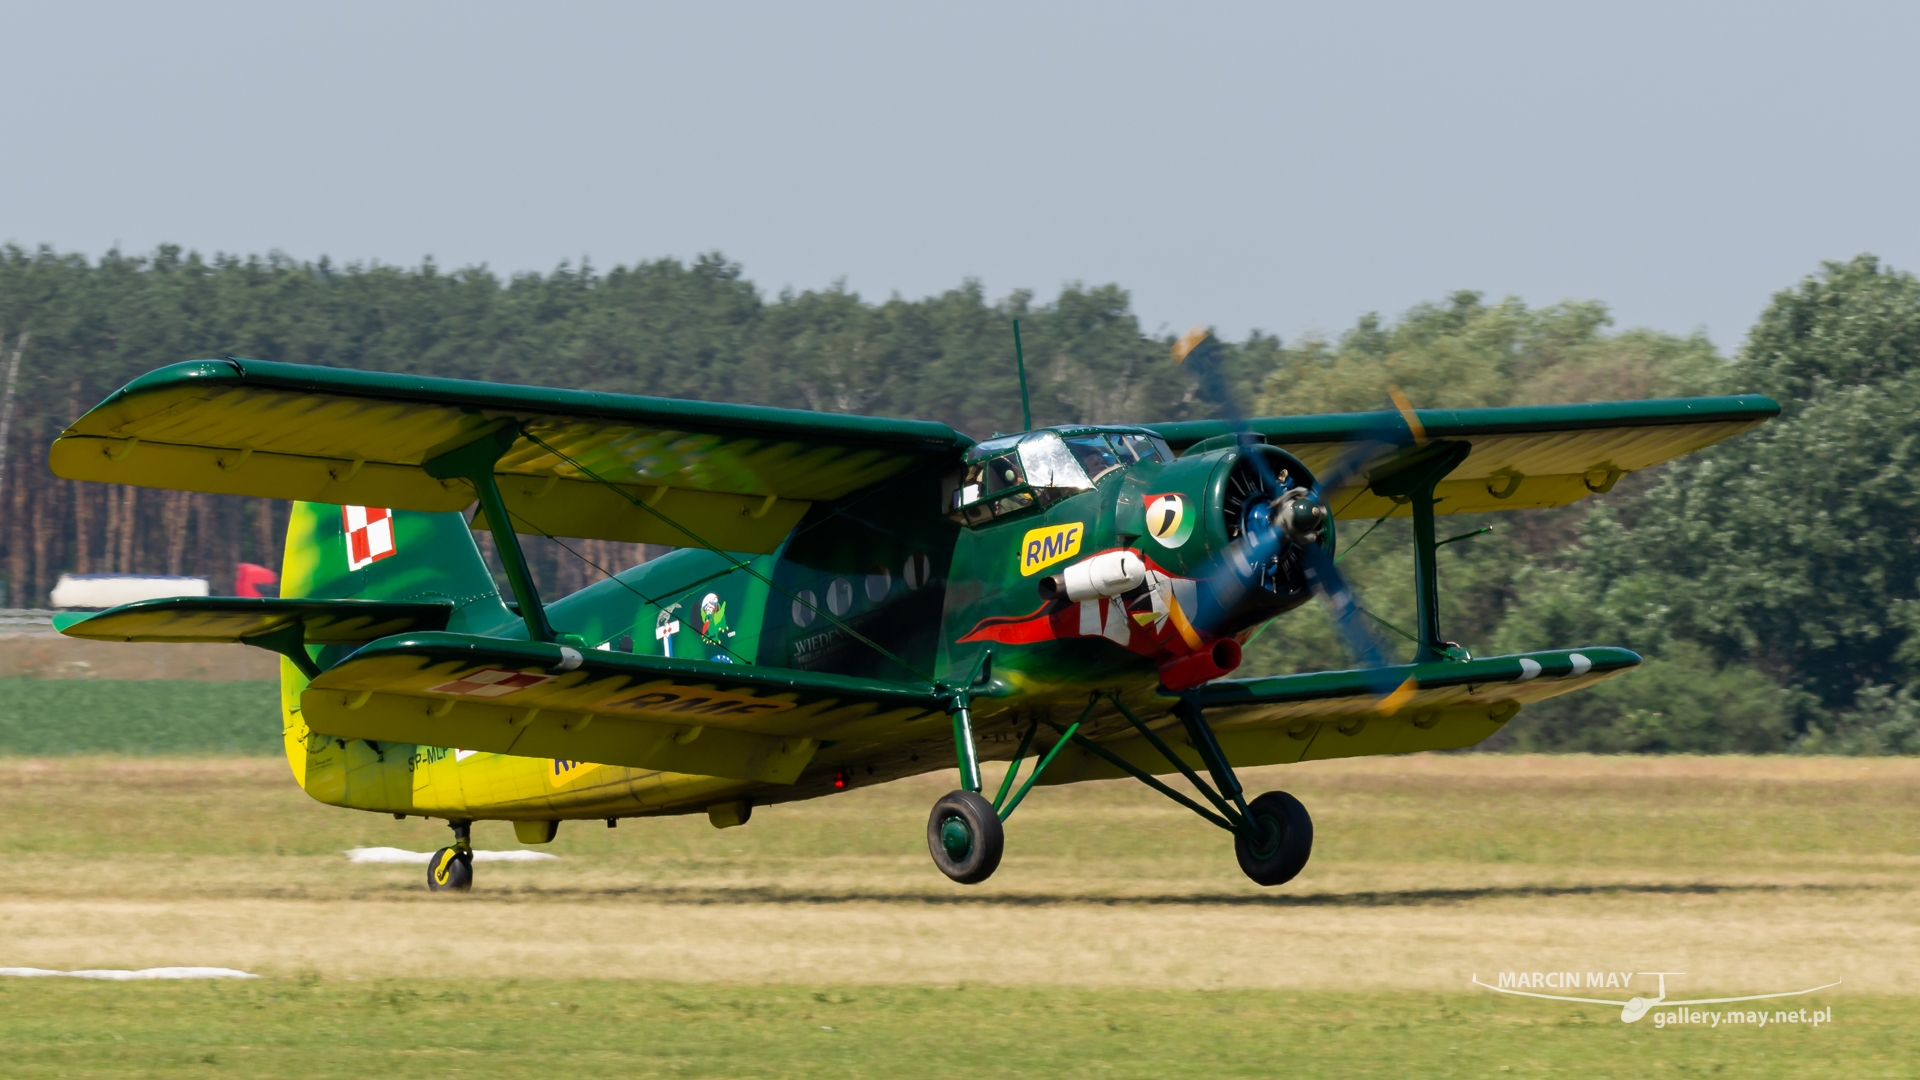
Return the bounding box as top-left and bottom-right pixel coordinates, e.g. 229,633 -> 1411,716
1170,329 -> 1425,701
1298,538 -> 1397,675
1174,327 -> 1285,498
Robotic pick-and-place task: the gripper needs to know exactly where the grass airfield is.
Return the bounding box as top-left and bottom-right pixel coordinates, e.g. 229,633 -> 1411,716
0,753 -> 1914,1077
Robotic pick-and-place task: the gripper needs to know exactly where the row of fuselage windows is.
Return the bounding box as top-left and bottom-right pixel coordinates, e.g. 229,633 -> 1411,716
585,550 -> 938,654
788,551 -> 935,628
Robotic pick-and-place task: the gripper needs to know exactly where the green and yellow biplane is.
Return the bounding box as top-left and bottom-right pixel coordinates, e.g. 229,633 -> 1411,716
49,339 -> 1776,890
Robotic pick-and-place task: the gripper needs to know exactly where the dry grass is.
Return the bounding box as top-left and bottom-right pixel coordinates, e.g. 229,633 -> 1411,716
1,753 -> 1914,997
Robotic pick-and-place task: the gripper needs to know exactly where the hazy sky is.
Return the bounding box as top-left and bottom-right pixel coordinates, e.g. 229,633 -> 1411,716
3,2 -> 1915,351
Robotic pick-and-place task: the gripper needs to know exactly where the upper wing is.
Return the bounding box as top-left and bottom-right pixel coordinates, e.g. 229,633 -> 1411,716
1149,396 -> 1778,517
299,632 -> 948,784
51,359 -> 972,551
54,597 -> 453,645
1044,647 -> 1639,783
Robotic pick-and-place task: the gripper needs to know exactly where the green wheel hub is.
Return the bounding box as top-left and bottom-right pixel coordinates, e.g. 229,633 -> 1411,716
939,815 -> 973,859
1244,812 -> 1282,860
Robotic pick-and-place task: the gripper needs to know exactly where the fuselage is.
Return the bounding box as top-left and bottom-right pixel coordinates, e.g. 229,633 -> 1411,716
284,426 -> 1318,828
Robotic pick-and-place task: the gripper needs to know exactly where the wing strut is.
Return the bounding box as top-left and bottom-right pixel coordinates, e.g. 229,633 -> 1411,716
1040,693 -> 1265,836
1368,440 -> 1473,662
422,424 -> 556,643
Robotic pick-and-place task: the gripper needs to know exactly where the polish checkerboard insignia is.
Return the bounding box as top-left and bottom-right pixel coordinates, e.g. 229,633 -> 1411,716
342,505 -> 397,571
427,669 -> 556,698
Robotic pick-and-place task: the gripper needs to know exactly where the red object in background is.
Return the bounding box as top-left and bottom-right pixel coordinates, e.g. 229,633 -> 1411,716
234,563 -> 279,598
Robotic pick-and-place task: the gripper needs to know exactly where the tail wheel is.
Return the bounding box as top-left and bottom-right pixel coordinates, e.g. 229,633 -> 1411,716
1234,790 -> 1313,886
427,846 -> 473,892
926,790 -> 1004,884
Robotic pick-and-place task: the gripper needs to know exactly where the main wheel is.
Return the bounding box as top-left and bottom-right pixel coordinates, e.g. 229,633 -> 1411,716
1234,790 -> 1312,886
427,846 -> 473,892
927,790 -> 1004,884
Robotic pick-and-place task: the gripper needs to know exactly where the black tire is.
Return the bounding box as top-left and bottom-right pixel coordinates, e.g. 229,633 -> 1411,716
1234,790 -> 1313,886
926,790 -> 1005,884
427,846 -> 473,892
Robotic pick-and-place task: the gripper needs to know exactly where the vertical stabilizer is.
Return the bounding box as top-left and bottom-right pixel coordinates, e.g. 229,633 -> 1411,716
278,502 -> 513,798
281,503 -> 502,612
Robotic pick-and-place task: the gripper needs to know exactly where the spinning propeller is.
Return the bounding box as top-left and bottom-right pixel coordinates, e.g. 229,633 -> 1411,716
1171,326 -> 1421,704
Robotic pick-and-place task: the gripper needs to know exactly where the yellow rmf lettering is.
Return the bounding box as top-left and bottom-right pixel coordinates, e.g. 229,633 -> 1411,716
1020,523 -> 1084,575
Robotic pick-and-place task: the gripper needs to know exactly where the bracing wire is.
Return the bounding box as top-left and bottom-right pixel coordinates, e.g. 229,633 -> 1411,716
501,505 -> 757,666
516,429 -> 935,684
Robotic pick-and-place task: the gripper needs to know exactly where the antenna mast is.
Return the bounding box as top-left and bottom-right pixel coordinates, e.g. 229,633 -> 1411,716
1013,319 -> 1032,431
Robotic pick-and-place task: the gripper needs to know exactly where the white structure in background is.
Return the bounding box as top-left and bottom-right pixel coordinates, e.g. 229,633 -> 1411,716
49,574 -> 210,609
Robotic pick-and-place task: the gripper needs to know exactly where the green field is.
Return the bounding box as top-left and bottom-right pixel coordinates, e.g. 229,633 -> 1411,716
2,980 -> 1910,1079
0,680 -> 280,755
0,754 -> 1913,1077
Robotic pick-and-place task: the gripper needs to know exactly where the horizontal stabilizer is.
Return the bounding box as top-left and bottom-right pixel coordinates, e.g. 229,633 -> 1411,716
300,633 -> 947,784
54,597 -> 454,645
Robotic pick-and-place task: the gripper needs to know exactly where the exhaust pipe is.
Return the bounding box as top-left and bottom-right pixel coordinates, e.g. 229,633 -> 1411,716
1157,638 -> 1242,691
1038,550 -> 1147,603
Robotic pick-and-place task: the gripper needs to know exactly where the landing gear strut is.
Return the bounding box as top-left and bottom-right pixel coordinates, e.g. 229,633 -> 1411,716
926,657 -> 1086,885
1055,694 -> 1316,887
428,819 -> 473,892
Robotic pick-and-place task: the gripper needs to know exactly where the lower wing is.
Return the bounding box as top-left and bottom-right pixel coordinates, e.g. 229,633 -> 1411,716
298,633 -> 947,784
1046,647 -> 1638,782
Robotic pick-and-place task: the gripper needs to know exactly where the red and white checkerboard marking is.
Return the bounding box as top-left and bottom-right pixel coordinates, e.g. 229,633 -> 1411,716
342,506 -> 397,571
427,669 -> 556,698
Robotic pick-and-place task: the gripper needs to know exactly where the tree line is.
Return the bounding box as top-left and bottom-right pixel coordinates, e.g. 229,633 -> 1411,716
1,243 -> 1914,754
0,244 -> 1205,606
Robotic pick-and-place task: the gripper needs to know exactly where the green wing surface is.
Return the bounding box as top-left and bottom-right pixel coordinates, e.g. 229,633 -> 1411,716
51,359 -> 972,551
1149,396 -> 1777,518
300,633 -> 948,784
54,597 -> 454,645
1046,648 -> 1639,783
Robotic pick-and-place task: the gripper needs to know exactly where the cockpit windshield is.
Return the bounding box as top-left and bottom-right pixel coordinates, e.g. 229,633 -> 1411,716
944,428 -> 1174,526
945,431 -> 1092,524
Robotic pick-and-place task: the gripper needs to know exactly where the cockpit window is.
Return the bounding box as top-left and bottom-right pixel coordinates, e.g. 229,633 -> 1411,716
1017,433 -> 1091,489
1063,434 -> 1122,481
1116,433 -> 1168,465
945,431 -> 1093,524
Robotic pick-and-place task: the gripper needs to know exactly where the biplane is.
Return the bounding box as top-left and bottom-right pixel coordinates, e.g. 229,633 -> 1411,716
48,335 -> 1777,890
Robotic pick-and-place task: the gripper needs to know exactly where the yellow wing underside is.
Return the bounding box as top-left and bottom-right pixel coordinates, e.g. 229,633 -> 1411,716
1287,416 -> 1767,519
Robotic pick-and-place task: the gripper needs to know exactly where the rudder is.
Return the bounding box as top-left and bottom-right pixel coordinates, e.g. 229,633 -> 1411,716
279,502 -> 512,802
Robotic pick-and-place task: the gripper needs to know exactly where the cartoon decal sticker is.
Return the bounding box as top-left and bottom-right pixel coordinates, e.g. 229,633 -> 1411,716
697,592 -> 736,663
342,505 -> 397,571
654,605 -> 683,658
1019,523 -> 1085,576
600,684 -> 799,718
1144,494 -> 1193,548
